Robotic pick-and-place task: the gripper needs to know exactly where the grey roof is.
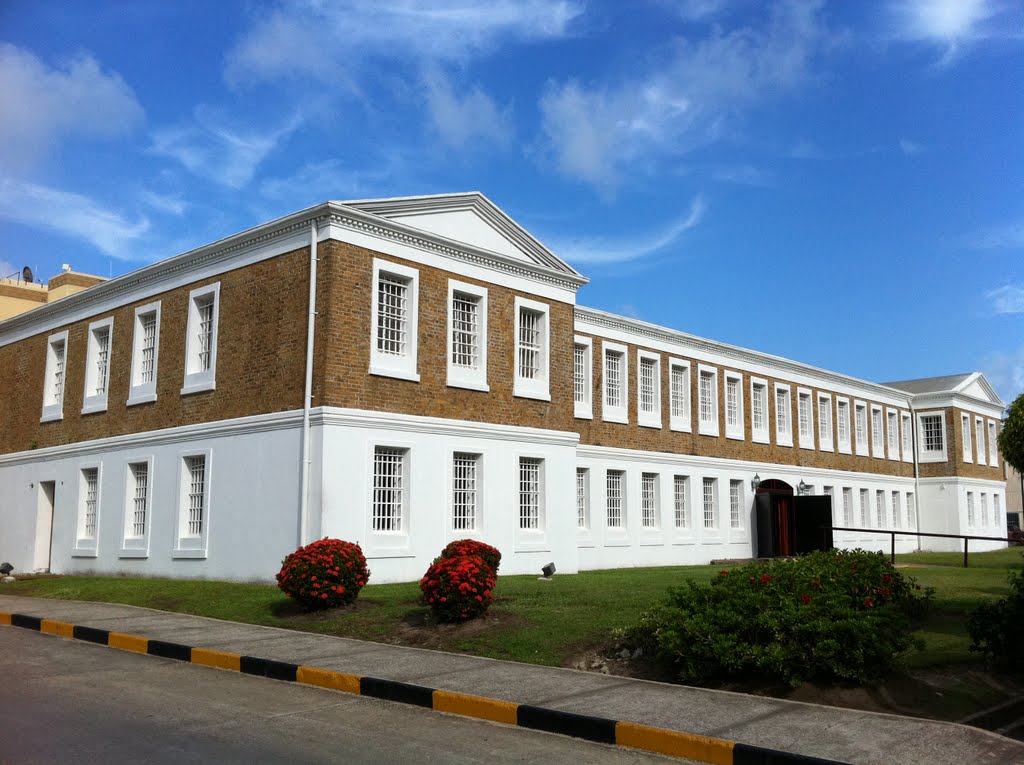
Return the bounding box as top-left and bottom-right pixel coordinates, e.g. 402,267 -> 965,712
882,373 -> 973,395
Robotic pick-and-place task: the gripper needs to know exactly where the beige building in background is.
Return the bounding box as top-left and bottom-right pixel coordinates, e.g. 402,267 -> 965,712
0,269 -> 106,321
1006,462 -> 1023,529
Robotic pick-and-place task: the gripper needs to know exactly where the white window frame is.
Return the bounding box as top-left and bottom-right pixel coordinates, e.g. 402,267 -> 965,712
40,329 -> 69,423
369,261 -> 419,382
918,410 -> 948,463
669,358 -> 692,433
876,490 -> 885,529
854,401 -> 869,457
637,350 -> 662,429
980,493 -> 989,527
82,316 -> 114,414
573,335 -> 593,419
988,420 -> 999,467
842,487 -> 853,526
729,479 -> 743,530
870,405 -> 884,458
860,488 -> 870,528
120,456 -> 154,558
606,469 -> 626,530
513,296 -> 550,401
750,377 -> 769,444
906,492 -> 915,529
450,451 -> 482,534
73,463 -> 102,557
967,490 -> 976,527
774,383 -> 793,447
517,456 -> 546,535
602,341 -> 628,424
698,364 -> 719,437
961,413 -> 973,463
702,477 -> 717,530
446,280 -> 488,392
975,417 -> 986,467
724,371 -> 744,441
886,408 -> 900,461
673,475 -> 689,530
797,388 -> 814,450
173,449 -> 212,558
576,467 -> 590,531
181,282 -> 221,395
836,397 -> 851,454
891,491 -> 901,529
901,412 -> 913,462
817,393 -> 833,452
641,472 -> 660,529
127,301 -> 162,406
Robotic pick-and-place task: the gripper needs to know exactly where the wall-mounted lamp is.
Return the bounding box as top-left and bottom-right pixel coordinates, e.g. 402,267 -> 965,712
750,474 -> 761,492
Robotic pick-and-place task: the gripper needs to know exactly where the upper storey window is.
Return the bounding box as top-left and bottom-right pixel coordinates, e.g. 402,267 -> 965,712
988,420 -> 998,467
698,365 -> 719,437
918,411 -> 947,463
573,336 -> 593,418
669,359 -> 691,432
870,405 -> 884,458
961,413 -> 973,463
182,282 -> 221,395
370,260 -> 419,382
775,383 -> 792,447
82,317 -> 114,414
725,372 -> 743,440
637,351 -> 661,428
128,302 -> 161,406
41,330 -> 69,422
750,378 -> 769,444
818,394 -> 833,451
602,341 -> 628,423
513,297 -> 550,400
446,280 -> 487,391
836,398 -> 851,453
887,410 -> 899,460
797,389 -> 813,449
854,401 -> 869,456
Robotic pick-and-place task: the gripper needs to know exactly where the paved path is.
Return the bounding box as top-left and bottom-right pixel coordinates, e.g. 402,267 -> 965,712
2,595 -> 1022,765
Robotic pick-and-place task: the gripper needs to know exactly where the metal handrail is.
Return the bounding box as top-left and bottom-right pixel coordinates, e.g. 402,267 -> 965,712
829,526 -> 1016,567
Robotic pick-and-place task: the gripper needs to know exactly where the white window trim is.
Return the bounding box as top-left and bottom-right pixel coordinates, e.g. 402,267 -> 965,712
671,474 -> 692,541
817,393 -> 834,452
697,364 -> 719,437
127,301 -> 162,406
601,340 -> 629,424
987,419 -> 999,467
702,476 -> 721,538
853,400 -> 869,457
961,413 -> 973,464
870,405 -> 885,459
445,280 -> 488,392
636,350 -> 662,429
120,455 -> 154,558
669,358 -> 692,433
797,387 -> 814,450
604,468 -> 629,542
364,441 -> 413,556
573,335 -> 594,419
369,261 -> 419,383
181,282 -> 221,395
774,383 -> 793,447
72,462 -> 102,557
576,466 -> 592,539
886,407 -> 900,461
901,411 -> 913,462
515,452 -> 548,551
639,472 -> 662,537
40,329 -> 69,423
729,479 -> 745,532
81,316 -> 114,415
975,416 -> 986,467
513,296 -> 550,401
917,410 -> 948,463
448,449 -> 483,537
750,377 -> 769,444
172,449 -> 212,558
724,371 -> 744,441
836,397 -> 852,454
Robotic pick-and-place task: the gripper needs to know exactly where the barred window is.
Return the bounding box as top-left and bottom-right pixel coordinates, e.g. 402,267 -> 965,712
605,350 -> 623,408
837,401 -> 850,445
183,284 -> 219,392
726,378 -> 739,429
818,397 -> 832,443
574,344 -> 588,404
451,293 -> 479,369
842,488 -> 852,526
751,382 -> 766,432
859,489 -> 869,527
93,326 -> 110,396
921,414 -> 944,453
876,490 -> 885,529
50,339 -> 66,404
798,393 -> 812,439
887,411 -> 898,455
967,491 -> 976,526
518,309 -> 542,379
640,358 -> 657,414
606,470 -> 624,528
871,408 -> 883,453
670,364 -> 689,420
776,389 -> 791,437
906,492 -> 915,528
641,473 -> 658,528
452,453 -> 478,531
891,491 -> 900,529
673,476 -> 688,528
82,468 -> 99,538
377,274 -> 409,357
855,405 -> 867,447
519,458 -> 542,530
129,462 -> 149,538
372,447 -> 405,532
699,370 -> 715,424
994,494 -> 1002,526
980,493 -> 989,527
139,312 -> 157,383
576,468 -> 589,529
729,480 -> 742,529
702,477 -> 716,529
961,414 -> 972,461
988,421 -> 998,465
976,418 -> 986,461
902,414 -> 912,456
185,456 -> 206,536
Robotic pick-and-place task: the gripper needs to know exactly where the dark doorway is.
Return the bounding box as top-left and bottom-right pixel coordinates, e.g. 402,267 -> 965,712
755,480 -> 834,558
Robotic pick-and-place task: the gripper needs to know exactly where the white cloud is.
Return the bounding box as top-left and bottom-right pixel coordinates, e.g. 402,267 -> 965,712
539,1 -> 830,191
714,164 -> 774,186
987,284 -> 1024,315
151,108 -> 302,188
889,0 -> 1021,65
0,43 -> 144,173
0,176 -> 149,260
544,195 -> 705,264
140,190 -> 187,216
423,69 -> 512,149
259,157 -> 404,202
225,0 -> 583,86
899,138 -> 925,154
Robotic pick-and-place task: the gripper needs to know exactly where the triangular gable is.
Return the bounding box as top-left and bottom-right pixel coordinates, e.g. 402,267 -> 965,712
342,192 -> 583,279
955,372 -> 1005,407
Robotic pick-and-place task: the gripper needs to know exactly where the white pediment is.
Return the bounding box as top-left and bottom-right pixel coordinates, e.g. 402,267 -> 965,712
388,208 -> 533,263
956,372 -> 1005,407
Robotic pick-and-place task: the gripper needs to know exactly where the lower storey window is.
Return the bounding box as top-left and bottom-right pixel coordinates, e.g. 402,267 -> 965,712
128,462 -> 149,538
606,470 -> 624,528
185,455 -> 206,536
372,447 -> 406,532
641,473 -> 658,528
673,476 -> 688,528
80,467 -> 99,540
576,468 -> 589,529
452,453 -> 478,531
729,480 -> 742,529
702,477 -> 716,529
906,493 -> 915,528
519,458 -> 542,530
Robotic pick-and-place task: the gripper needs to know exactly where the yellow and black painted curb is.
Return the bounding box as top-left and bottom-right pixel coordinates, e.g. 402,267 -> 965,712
1,610 -> 846,765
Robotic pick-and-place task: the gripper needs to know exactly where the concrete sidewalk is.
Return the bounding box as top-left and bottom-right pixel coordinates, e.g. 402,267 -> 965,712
2,594 -> 1021,765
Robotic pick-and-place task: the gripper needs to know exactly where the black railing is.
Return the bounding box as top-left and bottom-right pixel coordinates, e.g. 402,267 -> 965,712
829,526 -> 1015,568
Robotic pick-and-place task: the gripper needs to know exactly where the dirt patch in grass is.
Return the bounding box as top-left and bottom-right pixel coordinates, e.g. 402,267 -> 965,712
270,598 -> 382,620
390,608 -> 532,650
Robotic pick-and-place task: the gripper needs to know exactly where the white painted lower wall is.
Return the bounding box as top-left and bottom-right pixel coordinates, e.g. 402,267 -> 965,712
916,477 -> 1008,553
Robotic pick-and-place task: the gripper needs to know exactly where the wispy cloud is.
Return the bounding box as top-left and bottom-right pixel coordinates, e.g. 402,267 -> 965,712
539,1 -> 831,192
151,107 -> 303,189
140,190 -> 187,216
423,68 -> 512,149
888,0 -> 1022,66
0,176 -> 149,260
987,284 -> 1024,315
962,220 -> 1024,250
0,43 -> 144,173
544,195 -> 705,264
899,138 -> 925,155
259,157 -> 407,203
714,164 -> 774,186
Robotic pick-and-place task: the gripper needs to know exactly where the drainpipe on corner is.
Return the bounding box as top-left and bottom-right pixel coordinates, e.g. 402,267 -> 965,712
299,219 -> 319,547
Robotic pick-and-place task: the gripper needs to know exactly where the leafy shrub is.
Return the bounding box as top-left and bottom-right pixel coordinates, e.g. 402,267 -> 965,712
1008,529 -> 1024,546
420,554 -> 496,622
628,549 -> 928,687
968,554 -> 1024,673
276,538 -> 369,610
440,538 -> 502,574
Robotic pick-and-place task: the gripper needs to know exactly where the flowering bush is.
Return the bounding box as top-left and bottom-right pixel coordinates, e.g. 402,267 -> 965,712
276,538 -> 369,610
420,554 -> 496,622
628,549 -> 929,687
439,539 -> 502,574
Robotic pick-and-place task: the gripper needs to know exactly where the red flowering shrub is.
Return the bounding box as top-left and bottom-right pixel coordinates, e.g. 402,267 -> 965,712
276,538 -> 369,610
439,538 -> 502,574
420,554 -> 496,622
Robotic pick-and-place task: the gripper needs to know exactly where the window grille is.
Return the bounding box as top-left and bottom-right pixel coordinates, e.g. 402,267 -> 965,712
699,371 -> 715,423
976,419 -> 985,461
52,341 -> 65,403
776,390 -> 790,435
372,447 -> 404,532
967,492 -> 975,526
855,405 -> 867,446
891,491 -> 900,529
94,327 -> 110,395
906,492 -> 915,528
876,491 -> 885,529
83,468 -> 98,538
130,462 -> 148,537
901,415 -> 911,455
576,468 -> 588,529
673,476 -> 688,528
994,494 -> 1002,526
726,379 -> 739,428
606,470 -> 624,528
842,488 -> 852,526
859,489 -> 869,527
519,458 -> 541,530
837,401 -> 849,444
452,453 -> 478,531
671,365 -> 688,419
186,456 -> 206,536
921,415 -> 944,452
798,394 -> 811,438
518,309 -> 542,380
730,480 -> 741,528
872,409 -> 883,453
377,275 -> 408,356
702,477 -> 716,529
140,313 -> 157,383
752,383 -> 766,432
818,398 -> 831,442
988,422 -> 997,464
961,414 -> 972,460
573,345 -> 587,403
197,297 -> 215,371
605,351 -> 622,407
641,473 -> 657,528
640,358 -> 656,413
980,493 -> 989,527
451,293 -> 478,369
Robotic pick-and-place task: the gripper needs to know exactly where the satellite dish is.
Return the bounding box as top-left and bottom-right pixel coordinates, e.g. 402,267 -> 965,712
22,266 -> 33,283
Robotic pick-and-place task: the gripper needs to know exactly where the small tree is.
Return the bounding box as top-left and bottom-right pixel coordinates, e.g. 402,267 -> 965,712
999,391 -> 1024,474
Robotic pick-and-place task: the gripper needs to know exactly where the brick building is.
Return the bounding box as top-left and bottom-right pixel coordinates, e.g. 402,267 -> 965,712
0,193 -> 1008,581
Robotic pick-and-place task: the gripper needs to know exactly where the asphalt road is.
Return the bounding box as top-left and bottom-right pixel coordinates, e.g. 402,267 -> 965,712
0,628 -> 683,764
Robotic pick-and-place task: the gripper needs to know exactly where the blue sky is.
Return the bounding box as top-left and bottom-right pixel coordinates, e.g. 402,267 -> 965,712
1,0 -> 1022,403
